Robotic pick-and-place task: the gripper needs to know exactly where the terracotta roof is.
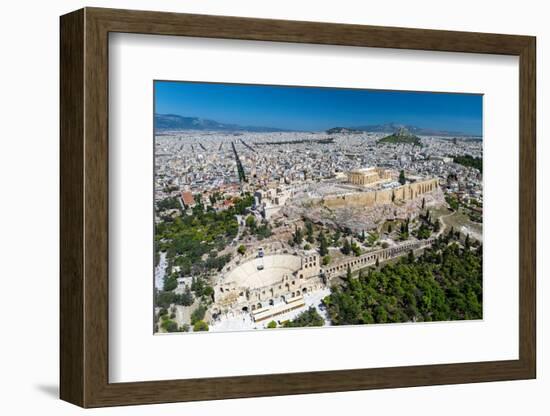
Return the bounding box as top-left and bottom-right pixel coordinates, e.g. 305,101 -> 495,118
181,191 -> 195,206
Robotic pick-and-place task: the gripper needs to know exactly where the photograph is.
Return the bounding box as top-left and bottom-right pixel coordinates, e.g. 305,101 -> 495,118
153,81 -> 484,334
1,1 -> 542,412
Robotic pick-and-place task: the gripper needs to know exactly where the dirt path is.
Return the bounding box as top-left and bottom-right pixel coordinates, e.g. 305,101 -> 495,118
436,211 -> 455,237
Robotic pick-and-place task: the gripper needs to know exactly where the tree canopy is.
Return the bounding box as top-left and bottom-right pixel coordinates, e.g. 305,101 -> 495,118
282,307 -> 324,327
325,236 -> 482,325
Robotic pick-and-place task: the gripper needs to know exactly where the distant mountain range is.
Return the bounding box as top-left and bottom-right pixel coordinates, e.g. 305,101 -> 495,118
349,122 -> 479,138
155,114 -> 289,133
155,114 -> 479,137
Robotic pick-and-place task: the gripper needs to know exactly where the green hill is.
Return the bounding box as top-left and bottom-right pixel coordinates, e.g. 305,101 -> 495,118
326,127 -> 362,134
378,127 -> 422,146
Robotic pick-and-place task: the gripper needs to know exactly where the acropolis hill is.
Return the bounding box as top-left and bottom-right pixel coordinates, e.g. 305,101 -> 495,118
283,167 -> 444,232
323,177 -> 439,209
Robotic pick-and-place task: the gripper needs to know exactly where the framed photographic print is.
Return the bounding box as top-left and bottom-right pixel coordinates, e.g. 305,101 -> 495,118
60,7 -> 536,408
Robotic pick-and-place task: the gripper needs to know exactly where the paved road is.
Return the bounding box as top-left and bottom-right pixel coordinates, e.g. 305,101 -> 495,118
154,252 -> 167,291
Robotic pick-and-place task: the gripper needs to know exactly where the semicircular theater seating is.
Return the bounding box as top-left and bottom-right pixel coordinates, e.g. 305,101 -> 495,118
225,254 -> 302,290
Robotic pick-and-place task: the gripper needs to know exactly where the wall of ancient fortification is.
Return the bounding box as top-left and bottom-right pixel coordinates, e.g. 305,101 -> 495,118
322,238 -> 435,279
323,178 -> 439,209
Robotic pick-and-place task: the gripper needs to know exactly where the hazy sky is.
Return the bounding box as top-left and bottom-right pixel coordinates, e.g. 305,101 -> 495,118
155,81 -> 483,135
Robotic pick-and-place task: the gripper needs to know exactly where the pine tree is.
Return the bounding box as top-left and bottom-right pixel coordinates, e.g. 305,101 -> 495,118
399,170 -> 406,185
305,220 -> 314,243
319,231 -> 328,256
293,226 -> 303,245
341,238 -> 351,255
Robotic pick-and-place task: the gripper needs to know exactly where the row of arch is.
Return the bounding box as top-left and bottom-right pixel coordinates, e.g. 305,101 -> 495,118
323,239 -> 434,276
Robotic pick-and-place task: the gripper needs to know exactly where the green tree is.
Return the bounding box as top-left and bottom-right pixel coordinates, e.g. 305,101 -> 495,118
453,154 -> 482,173
193,320 -> 209,332
202,285 -> 214,299
322,255 -> 331,266
179,287 -> 194,306
318,231 -> 329,256
163,275 -> 178,292
237,244 -> 246,255
245,215 -> 257,230
333,230 -> 341,246
282,307 -> 324,327
156,196 -> 182,212
367,232 -> 379,246
267,320 -> 277,329
293,226 -> 303,245
446,195 -> 459,211
351,240 -> 361,256
191,277 -> 205,296
325,242 -> 482,325
341,238 -> 351,255
399,170 -> 406,185
161,319 -> 178,333
305,220 -> 314,243
191,304 -> 207,325
415,223 -> 432,239
399,219 -> 410,241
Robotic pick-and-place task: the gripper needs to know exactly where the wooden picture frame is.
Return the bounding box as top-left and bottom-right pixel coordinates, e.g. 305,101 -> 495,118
60,7 -> 536,408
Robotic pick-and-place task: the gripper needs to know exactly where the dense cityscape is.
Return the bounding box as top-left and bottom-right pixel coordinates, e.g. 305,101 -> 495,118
153,119 -> 483,334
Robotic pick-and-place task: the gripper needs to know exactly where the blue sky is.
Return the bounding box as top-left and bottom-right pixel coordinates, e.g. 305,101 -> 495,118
154,81 -> 483,135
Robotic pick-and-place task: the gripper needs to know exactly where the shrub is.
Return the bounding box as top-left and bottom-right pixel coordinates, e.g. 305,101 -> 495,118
191,304 -> 207,324
161,319 -> 178,333
193,320 -> 209,332
163,275 -> 178,292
